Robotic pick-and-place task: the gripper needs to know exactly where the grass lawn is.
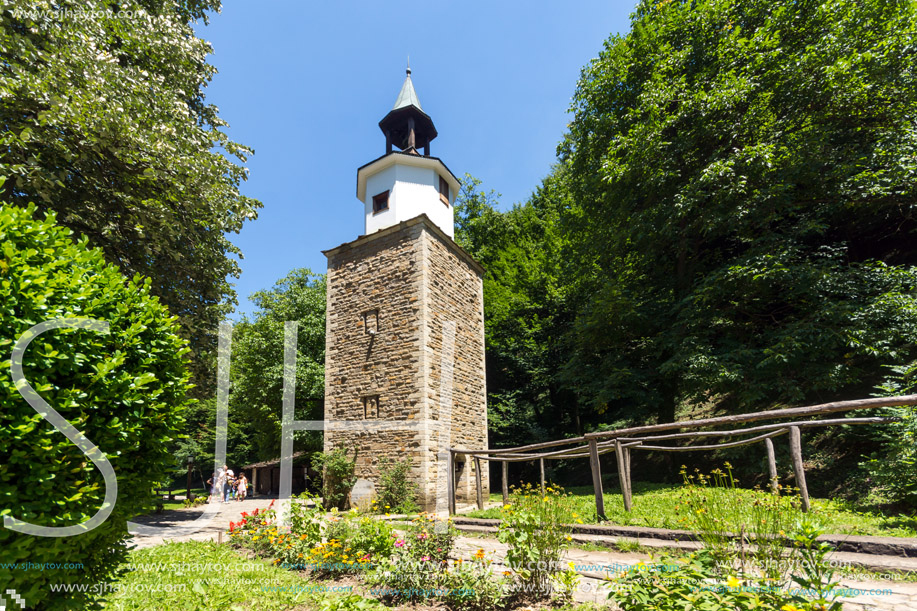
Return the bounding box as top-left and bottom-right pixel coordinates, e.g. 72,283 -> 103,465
101,540 -> 608,610
468,482 -> 917,537
101,540 -> 334,610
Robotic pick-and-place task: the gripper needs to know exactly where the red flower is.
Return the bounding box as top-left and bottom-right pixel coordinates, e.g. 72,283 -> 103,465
229,522 -> 235,533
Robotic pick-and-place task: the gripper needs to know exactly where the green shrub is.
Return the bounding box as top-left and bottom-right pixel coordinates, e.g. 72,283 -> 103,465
317,594 -> 386,611
0,204 -> 193,610
498,483 -> 576,595
439,554 -> 507,611
366,547 -> 508,610
374,457 -> 418,513
313,447 -> 358,510
677,463 -> 804,580
862,362 -> 917,509
607,522 -> 842,611
403,513 -> 458,563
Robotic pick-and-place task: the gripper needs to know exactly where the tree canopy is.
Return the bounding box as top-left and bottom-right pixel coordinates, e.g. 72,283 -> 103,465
0,0 -> 260,389
229,268 -> 326,463
558,0 -> 917,423
454,0 -> 917,496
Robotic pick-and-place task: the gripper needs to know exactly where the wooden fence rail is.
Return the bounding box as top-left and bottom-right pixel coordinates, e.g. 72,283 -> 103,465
448,394 -> 915,518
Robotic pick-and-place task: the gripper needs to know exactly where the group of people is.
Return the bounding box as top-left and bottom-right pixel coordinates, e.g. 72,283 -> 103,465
207,465 -> 248,503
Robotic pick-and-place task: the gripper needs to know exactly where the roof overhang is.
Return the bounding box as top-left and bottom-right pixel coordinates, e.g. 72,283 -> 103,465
356,151 -> 461,202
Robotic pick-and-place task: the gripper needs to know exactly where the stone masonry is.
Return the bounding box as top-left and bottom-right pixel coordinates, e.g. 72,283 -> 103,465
323,214 -> 489,510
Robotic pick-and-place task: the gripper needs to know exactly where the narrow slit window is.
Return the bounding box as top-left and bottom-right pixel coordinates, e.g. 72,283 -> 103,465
363,309 -> 379,335
438,176 -> 449,205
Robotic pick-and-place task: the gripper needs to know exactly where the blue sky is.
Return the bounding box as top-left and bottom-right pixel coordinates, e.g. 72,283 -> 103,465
199,1 -> 634,316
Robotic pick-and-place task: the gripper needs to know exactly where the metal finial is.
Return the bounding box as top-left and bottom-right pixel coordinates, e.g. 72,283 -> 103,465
406,56 -> 411,76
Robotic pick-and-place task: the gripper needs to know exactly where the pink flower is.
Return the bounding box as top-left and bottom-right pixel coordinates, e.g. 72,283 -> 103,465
394,539 -> 405,548
421,556 -> 430,562
417,533 -> 428,540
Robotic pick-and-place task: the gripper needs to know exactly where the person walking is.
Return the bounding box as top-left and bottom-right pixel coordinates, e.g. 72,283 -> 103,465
236,473 -> 248,502
218,465 -> 228,504
224,468 -> 234,502
206,472 -> 218,503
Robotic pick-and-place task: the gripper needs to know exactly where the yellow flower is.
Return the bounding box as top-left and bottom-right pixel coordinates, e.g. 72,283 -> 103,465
726,576 -> 741,588
780,606 -> 800,611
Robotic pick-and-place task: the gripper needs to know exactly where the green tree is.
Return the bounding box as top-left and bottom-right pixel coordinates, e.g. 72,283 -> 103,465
230,269 -> 326,462
0,0 -> 261,390
558,0 -> 917,425
455,175 -> 582,448
0,203 -> 193,610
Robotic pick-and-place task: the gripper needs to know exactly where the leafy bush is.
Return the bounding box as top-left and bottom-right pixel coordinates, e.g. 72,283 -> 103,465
403,513 -> 458,563
318,594 -> 387,611
182,495 -> 208,508
228,502 -> 278,557
677,464 -> 804,580
366,546 -> 507,610
862,362 -> 917,509
309,510 -> 396,574
439,552 -> 508,611
313,447 -> 358,510
498,483 -> 576,594
0,203 -> 193,610
607,522 -> 842,611
374,457 -> 418,514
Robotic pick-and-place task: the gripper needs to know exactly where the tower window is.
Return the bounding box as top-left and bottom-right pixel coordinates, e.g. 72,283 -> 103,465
438,176 -> 449,205
363,309 -> 378,335
363,395 -> 380,419
372,190 -> 389,214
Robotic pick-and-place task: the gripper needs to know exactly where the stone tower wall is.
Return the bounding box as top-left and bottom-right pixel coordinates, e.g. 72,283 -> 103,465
323,215 -> 488,510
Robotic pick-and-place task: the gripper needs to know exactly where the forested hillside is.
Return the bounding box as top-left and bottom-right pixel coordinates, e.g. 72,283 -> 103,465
456,0 -> 917,502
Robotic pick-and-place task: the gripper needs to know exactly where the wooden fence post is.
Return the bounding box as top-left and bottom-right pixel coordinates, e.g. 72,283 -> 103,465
789,426 -> 810,512
539,458 -> 546,495
474,457 -> 484,510
502,461 -> 509,505
764,437 -> 778,494
447,450 -> 456,515
588,439 -> 606,520
615,440 -> 633,512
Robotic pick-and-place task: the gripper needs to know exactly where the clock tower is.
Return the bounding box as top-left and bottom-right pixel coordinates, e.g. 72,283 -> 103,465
322,68 -> 489,511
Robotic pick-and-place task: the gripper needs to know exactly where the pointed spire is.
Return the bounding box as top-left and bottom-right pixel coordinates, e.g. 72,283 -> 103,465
379,65 -> 437,155
392,65 -> 423,111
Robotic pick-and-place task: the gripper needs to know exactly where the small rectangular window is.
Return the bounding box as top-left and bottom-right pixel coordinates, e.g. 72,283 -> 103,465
363,395 -> 380,419
373,191 -> 389,214
438,176 -> 449,205
363,309 -> 378,335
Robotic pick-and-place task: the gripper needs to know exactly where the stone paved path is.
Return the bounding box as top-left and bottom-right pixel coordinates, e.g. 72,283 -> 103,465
131,498 -> 917,610
129,497 -> 272,549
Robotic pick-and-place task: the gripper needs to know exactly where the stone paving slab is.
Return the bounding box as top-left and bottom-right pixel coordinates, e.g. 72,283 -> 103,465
452,516 -> 917,557
128,497 -> 274,549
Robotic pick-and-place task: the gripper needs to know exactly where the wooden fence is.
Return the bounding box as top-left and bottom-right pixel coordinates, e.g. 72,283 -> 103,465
446,394 -> 917,518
